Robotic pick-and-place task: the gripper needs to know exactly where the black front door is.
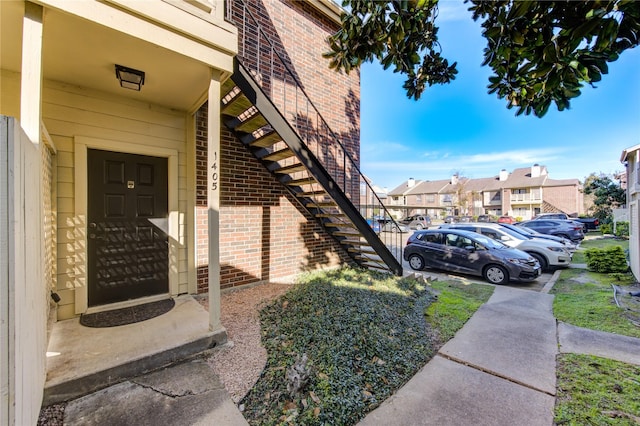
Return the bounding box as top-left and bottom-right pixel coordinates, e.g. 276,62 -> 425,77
87,149 -> 169,307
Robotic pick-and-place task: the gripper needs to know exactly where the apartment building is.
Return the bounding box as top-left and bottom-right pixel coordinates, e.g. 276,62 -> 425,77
387,165 -> 584,220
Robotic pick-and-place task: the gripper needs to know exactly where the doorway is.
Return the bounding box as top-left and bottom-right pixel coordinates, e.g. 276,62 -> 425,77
87,149 -> 169,307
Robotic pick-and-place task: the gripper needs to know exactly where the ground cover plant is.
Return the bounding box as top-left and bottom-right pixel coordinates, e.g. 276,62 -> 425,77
240,268 -> 492,425
551,268 -> 640,338
555,354 -> 640,425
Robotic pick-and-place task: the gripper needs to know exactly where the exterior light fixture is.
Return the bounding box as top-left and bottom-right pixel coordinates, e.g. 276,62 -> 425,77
115,64 -> 145,91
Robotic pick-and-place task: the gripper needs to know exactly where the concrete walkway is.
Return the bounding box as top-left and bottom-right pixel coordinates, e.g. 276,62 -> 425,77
359,285 -> 640,426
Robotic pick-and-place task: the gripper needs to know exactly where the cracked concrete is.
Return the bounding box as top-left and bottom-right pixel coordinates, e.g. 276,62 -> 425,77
63,359 -> 248,425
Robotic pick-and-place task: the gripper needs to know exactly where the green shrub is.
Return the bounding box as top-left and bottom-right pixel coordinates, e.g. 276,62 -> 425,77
615,221 -> 629,238
585,246 -> 628,273
600,223 -> 612,235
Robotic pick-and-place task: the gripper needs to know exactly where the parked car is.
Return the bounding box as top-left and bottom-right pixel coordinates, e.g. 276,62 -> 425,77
404,229 -> 541,285
516,219 -> 585,243
532,212 -> 588,232
498,215 -> 517,224
367,217 -> 409,233
377,218 -> 410,233
400,214 -> 432,230
477,215 -> 495,223
574,217 -> 600,231
444,215 -> 458,223
497,223 -> 577,253
458,216 -> 473,223
533,213 -> 569,220
440,222 -> 573,271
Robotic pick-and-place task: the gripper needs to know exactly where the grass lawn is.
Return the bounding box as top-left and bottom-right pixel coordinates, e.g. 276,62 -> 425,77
550,268 -> 640,338
555,354 -> 640,425
553,237 -> 640,424
572,236 -> 629,264
240,268 -> 493,425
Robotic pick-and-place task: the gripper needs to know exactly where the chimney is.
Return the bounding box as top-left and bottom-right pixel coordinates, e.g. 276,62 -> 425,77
408,178 -> 415,187
451,174 -> 458,185
531,164 -> 541,178
499,169 -> 509,181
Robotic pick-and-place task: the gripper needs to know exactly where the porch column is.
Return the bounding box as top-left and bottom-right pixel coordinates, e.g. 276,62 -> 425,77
207,71 -> 222,331
20,1 -> 43,144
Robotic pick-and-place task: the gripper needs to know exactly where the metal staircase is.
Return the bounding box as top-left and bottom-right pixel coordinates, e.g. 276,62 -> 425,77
223,0 -> 403,275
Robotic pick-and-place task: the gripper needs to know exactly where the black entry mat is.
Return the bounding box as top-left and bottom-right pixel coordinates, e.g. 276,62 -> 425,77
80,298 -> 175,328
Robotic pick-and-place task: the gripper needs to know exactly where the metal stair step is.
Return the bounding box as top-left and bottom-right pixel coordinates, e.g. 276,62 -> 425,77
221,91 -> 253,118
235,111 -> 268,133
354,255 -> 385,264
261,148 -> 294,162
295,190 -> 327,197
324,222 -> 357,229
332,231 -> 362,238
348,247 -> 377,255
287,177 -> 317,186
249,131 -> 282,148
306,201 -> 337,208
275,163 -> 308,175
315,213 -> 346,218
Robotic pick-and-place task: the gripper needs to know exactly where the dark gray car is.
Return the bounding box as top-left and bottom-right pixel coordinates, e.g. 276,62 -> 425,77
516,219 -> 585,242
403,229 -> 541,285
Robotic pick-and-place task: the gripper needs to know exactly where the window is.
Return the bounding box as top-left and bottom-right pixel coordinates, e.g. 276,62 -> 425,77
422,232 -> 442,244
480,229 -> 502,241
416,195 -> 422,203
426,194 -> 435,203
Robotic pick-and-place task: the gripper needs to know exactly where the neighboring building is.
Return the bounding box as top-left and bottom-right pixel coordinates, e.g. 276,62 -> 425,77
386,165 -> 584,220
1,1 -> 400,423
621,145 -> 640,281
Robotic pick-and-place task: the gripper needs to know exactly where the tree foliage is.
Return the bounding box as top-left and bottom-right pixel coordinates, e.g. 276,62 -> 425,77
324,0 -> 640,117
583,172 -> 626,222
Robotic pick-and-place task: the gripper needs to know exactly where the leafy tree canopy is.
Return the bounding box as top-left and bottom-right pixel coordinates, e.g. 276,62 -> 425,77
324,0 -> 640,117
583,172 -> 626,222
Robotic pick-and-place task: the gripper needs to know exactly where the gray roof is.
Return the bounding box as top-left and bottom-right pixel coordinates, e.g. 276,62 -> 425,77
387,179 -> 424,195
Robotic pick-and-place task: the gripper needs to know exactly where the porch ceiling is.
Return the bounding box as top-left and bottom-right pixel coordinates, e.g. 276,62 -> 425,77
2,2 -> 214,112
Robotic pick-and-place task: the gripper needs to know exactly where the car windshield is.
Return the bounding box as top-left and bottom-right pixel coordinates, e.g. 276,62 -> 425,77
496,226 -> 527,240
472,233 -> 507,249
501,224 -> 534,238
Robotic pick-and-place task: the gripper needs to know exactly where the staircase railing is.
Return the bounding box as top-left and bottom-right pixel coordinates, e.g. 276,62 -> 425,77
224,0 -> 405,267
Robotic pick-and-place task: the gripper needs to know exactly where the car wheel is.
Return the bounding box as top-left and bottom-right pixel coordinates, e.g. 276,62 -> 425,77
415,224 -> 424,230
408,254 -> 425,271
483,265 -> 508,285
529,252 -> 548,271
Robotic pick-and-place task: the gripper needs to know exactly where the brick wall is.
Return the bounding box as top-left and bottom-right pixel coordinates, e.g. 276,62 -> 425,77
543,185 -> 584,216
196,106 -> 351,292
192,0 -> 360,292
227,0 -> 361,202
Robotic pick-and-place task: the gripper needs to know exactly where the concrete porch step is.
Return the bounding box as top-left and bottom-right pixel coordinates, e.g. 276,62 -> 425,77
43,295 -> 226,405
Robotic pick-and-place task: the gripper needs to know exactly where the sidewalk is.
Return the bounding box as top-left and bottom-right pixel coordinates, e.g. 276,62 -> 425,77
359,285 -> 640,426
359,286 -> 558,426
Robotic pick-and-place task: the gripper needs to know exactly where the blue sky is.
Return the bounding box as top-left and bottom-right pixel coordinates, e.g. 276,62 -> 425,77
359,1 -> 640,191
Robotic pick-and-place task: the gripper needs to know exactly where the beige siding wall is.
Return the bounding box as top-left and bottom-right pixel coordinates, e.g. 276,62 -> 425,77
42,81 -> 189,319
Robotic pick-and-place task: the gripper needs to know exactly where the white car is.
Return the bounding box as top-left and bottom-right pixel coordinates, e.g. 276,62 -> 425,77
439,223 -> 572,271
